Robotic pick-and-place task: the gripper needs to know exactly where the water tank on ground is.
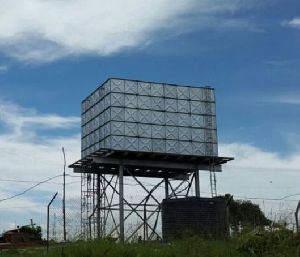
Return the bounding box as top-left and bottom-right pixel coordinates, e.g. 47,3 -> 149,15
161,197 -> 228,240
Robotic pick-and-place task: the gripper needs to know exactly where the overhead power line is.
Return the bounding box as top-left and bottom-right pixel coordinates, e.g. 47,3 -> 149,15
234,193 -> 300,202
0,173 -> 298,204
0,176 -> 81,185
0,174 -> 63,203
0,178 -> 62,185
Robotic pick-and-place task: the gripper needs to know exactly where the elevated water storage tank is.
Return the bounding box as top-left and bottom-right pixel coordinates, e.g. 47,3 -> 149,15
161,197 -> 228,240
81,78 -> 218,158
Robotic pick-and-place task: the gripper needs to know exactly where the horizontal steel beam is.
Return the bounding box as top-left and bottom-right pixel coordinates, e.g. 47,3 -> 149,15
73,167 -> 190,179
91,157 -> 221,171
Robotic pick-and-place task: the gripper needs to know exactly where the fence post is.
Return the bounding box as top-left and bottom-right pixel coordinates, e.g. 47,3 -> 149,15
119,164 -> 124,242
295,200 -> 300,233
226,195 -> 233,236
47,192 -> 58,253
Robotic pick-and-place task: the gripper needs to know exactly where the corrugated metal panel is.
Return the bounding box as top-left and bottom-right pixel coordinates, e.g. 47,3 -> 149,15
124,94 -> 137,108
124,80 -> 138,94
151,83 -> 164,97
178,100 -> 190,113
166,140 -> 178,153
99,127 -> 104,139
177,86 -> 189,100
110,121 -> 124,136
178,127 -> 191,141
165,98 -> 177,112
151,97 -> 164,111
206,143 -> 214,156
204,102 -> 216,115
81,79 -> 219,158
138,82 -> 151,95
94,88 -> 101,103
178,113 -> 190,127
110,107 -> 124,121
204,88 -> 215,102
138,123 -> 151,138
124,136 -> 138,151
192,128 -> 205,142
152,125 -> 165,139
166,126 -> 178,140
213,143 -> 218,156
139,138 -> 152,152
189,87 -> 203,101
192,142 -> 206,155
152,139 -> 166,153
138,96 -> 151,109
164,84 -> 177,98
138,109 -> 152,123
191,101 -> 205,114
110,78 -> 125,93
111,135 -> 124,150
110,93 -> 124,107
125,108 -> 138,122
165,112 -> 177,126
124,122 -> 138,137
151,111 -> 165,125
178,141 -> 192,155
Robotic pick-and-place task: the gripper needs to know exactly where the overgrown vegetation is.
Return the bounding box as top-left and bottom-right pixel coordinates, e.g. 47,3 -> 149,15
1,198 -> 297,257
238,227 -> 299,257
1,230 -> 299,257
221,194 -> 271,234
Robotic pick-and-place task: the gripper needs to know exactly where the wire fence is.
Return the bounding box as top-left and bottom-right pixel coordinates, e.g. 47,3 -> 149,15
48,196 -> 82,242
46,194 -> 300,243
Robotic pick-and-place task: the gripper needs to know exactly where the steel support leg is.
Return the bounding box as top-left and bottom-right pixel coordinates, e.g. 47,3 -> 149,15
195,170 -> 200,197
164,177 -> 169,199
119,165 -> 124,242
97,174 -> 101,238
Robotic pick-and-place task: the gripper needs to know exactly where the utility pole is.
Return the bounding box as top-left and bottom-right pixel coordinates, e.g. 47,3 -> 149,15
62,147 -> 67,241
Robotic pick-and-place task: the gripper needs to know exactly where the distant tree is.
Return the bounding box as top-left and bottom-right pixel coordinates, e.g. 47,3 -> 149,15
20,225 -> 42,240
221,194 -> 271,234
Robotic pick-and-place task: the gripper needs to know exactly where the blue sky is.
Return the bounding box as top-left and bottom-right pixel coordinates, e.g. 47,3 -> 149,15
1,0 -> 300,153
0,0 -> 300,231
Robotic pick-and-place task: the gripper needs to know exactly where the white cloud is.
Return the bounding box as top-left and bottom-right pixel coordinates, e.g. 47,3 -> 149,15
259,95 -> 300,105
0,100 -> 81,199
219,143 -> 300,172
264,59 -> 300,66
284,17 -> 300,29
0,0 -> 259,62
217,143 -> 300,221
0,100 -> 82,231
0,99 -> 298,231
0,100 -> 80,138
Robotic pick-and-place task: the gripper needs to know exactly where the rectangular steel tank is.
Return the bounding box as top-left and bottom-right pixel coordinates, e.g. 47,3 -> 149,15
81,78 -> 218,158
161,197 -> 228,240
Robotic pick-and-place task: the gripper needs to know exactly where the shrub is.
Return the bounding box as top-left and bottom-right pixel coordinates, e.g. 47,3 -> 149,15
237,227 -> 298,256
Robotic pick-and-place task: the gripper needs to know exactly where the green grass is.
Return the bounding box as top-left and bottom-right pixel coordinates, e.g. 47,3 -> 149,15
1,231 -> 299,257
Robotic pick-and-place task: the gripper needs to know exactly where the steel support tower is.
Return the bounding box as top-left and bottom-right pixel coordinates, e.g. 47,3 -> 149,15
71,151 -> 232,241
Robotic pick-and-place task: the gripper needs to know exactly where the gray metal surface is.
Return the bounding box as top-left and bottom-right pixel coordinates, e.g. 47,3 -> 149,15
81,78 -> 218,158
161,197 -> 228,240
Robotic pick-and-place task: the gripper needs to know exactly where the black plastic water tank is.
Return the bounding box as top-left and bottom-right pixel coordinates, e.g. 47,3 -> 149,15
161,197 -> 228,240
